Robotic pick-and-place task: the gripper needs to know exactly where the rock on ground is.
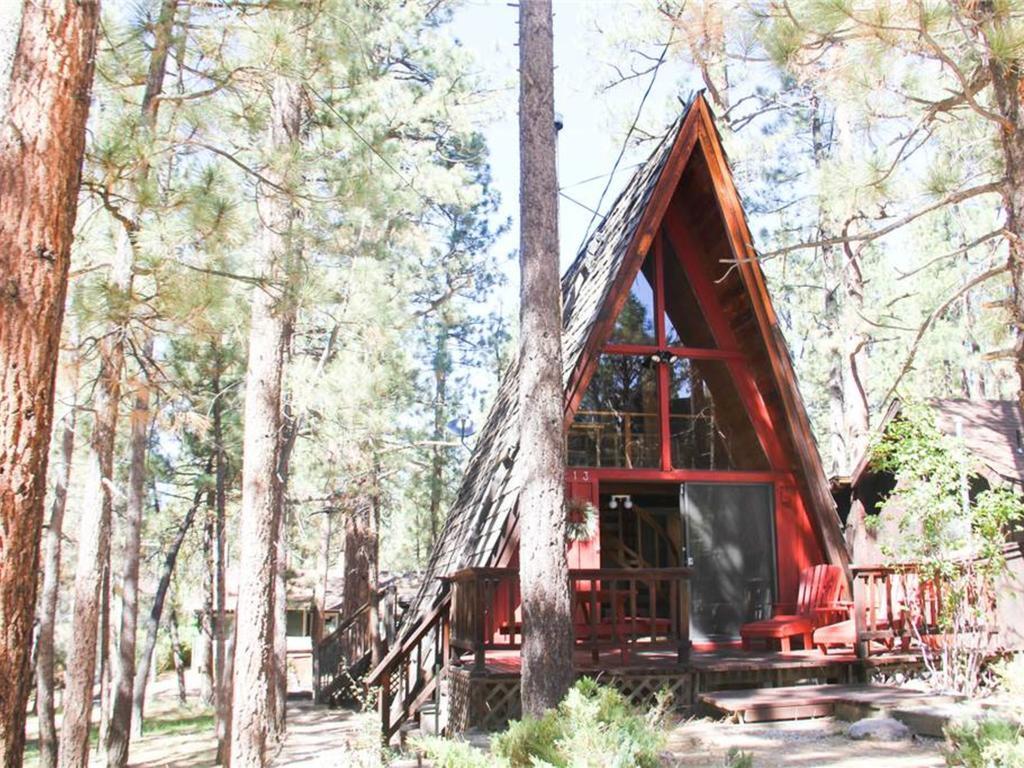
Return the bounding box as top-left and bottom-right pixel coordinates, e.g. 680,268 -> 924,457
846,718 -> 912,742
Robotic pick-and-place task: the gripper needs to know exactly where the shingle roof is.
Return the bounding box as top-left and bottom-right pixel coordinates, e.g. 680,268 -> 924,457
854,398 -> 1024,487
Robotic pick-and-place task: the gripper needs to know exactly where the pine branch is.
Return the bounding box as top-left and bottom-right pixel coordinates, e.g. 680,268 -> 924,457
760,182 -> 1002,259
882,263 -> 1009,404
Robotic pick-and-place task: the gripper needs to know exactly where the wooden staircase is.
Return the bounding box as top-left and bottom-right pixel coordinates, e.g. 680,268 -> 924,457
365,590 -> 452,743
601,505 -> 679,570
314,602 -> 373,705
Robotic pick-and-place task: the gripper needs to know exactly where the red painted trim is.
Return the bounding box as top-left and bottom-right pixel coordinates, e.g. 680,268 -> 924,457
658,354 -> 671,471
602,343 -> 740,360
566,467 -> 783,484
654,233 -> 666,347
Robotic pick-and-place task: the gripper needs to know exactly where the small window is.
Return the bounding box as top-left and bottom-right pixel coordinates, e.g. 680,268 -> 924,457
609,257 -> 657,345
568,355 -> 661,468
663,240 -> 717,348
668,359 -> 768,470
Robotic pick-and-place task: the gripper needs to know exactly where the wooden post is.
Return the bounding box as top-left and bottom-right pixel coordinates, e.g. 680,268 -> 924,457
853,572 -> 868,659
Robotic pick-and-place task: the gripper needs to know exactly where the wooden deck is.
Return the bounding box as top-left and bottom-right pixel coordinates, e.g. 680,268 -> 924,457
699,683 -> 958,723
459,646 -> 919,676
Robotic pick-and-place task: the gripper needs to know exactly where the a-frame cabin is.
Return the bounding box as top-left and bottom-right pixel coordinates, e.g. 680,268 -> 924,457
367,94 -> 861,739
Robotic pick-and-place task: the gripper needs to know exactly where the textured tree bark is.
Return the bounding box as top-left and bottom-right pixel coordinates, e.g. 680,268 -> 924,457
0,1 -> 99,763
211,357 -> 230,764
229,74 -> 301,768
516,0 -> 573,717
36,343 -> 80,768
270,398 -> 296,744
368,456 -> 383,667
131,489 -> 201,737
106,350 -> 153,767
988,61 -> 1024,414
429,326 -> 450,551
59,303 -> 127,768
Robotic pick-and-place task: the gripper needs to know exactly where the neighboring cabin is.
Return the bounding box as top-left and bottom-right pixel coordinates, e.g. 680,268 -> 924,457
834,398 -> 1024,649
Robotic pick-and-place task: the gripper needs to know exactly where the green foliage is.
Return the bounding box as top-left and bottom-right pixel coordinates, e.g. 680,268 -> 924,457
870,401 -> 1024,577
945,718 -> 1024,767
418,680 -> 670,768
726,748 -> 754,768
413,736 -> 499,768
491,678 -> 669,768
492,712 -> 564,767
990,653 -> 1024,703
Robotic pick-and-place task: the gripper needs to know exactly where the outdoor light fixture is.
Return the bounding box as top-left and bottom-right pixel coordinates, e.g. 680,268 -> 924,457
667,352 -> 679,364
649,353 -> 663,365
608,494 -> 633,510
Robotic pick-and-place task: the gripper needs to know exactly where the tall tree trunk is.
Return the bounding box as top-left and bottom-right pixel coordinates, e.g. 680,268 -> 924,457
61,0 -> 176,761
229,74 -> 301,768
106,352 -> 152,767
270,402 -> 295,745
368,455 -> 383,666
0,1 -> 99,763
211,354 -> 230,764
199,507 -> 215,707
36,339 -> 80,768
97,554 -> 112,755
168,607 -> 187,705
131,488 -> 201,737
59,308 -> 127,768
988,61 -> 1024,413
429,326 -> 450,550
517,0 -> 573,717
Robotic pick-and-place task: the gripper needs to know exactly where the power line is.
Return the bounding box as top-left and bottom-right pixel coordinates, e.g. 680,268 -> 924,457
579,34 -> 674,250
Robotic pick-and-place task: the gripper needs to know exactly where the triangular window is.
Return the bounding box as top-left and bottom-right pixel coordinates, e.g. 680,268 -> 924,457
663,238 -> 716,349
608,256 -> 657,345
568,230 -> 771,471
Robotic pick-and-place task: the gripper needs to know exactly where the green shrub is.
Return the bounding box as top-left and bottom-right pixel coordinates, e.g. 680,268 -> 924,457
945,718 -> 1024,767
413,735 -> 500,768
726,748 -> 754,768
492,710 -> 564,767
491,678 -> 668,768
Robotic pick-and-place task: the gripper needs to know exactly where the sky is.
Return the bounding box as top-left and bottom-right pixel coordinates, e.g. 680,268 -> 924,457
449,0 -> 698,298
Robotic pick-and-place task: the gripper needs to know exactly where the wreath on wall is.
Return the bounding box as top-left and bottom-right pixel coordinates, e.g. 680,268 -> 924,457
566,498 -> 599,542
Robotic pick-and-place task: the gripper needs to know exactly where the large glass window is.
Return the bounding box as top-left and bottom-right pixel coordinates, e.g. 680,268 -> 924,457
567,355 -> 660,468
668,359 -> 768,470
567,230 -> 772,472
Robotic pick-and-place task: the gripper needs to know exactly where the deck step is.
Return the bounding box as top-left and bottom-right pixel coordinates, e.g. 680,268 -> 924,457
698,683 -> 957,724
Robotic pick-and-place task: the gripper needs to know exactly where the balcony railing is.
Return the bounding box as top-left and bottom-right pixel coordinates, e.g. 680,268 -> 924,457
445,567 -> 691,670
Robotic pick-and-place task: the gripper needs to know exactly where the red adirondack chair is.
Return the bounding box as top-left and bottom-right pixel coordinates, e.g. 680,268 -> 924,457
740,564 -> 845,652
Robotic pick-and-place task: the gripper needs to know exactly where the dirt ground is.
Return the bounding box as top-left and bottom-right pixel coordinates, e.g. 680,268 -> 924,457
663,716 -> 947,768
22,675 -> 952,767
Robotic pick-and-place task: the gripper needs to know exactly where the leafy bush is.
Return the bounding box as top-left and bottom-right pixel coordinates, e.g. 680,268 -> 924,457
492,710 -> 563,767
945,718 -> 1024,767
726,748 -> 754,768
492,677 -> 669,768
417,679 -> 671,768
413,735 -> 498,768
991,653 -> 1024,703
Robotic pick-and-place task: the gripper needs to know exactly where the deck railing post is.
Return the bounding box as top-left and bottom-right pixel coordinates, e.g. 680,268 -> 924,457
473,574 -> 485,672
852,570 -> 868,659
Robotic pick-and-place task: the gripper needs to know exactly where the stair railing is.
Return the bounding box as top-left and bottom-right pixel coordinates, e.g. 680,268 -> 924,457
366,588 -> 452,743
314,600 -> 372,703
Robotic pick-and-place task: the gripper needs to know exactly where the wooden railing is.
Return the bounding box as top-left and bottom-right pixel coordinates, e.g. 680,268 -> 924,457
365,590 -> 451,743
314,600 -> 373,703
851,564 -> 944,657
446,567 -> 691,670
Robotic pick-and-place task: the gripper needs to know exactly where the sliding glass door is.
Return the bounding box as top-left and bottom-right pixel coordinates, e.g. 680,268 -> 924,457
681,483 -> 775,643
